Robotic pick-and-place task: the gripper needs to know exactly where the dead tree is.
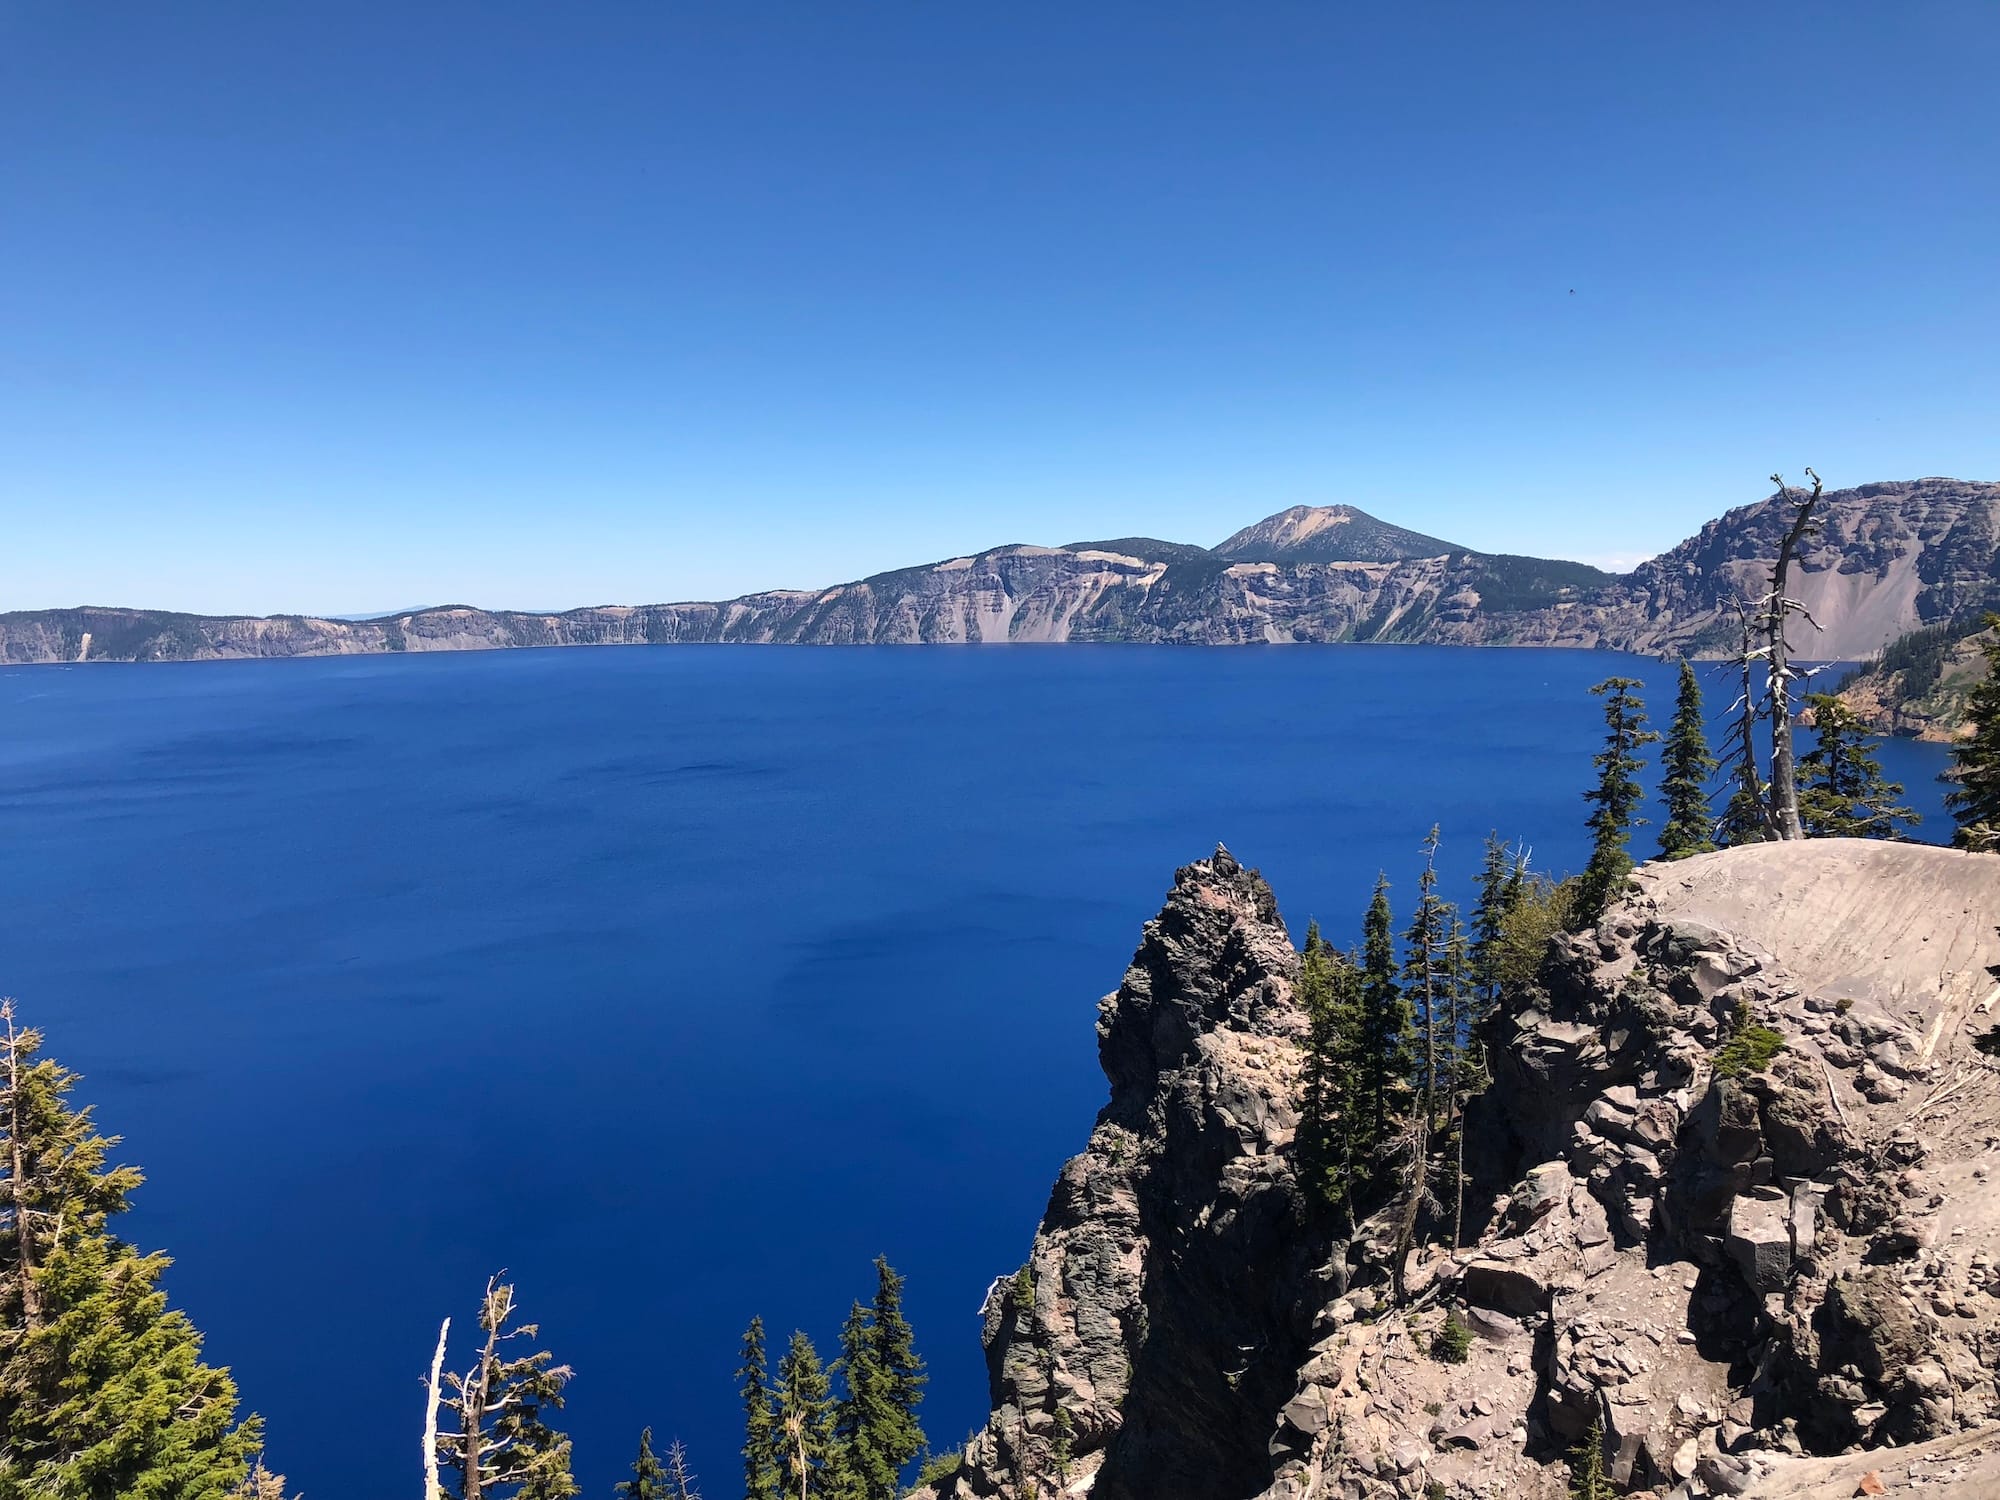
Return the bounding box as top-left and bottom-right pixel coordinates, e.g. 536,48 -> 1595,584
1763,470 -> 1825,839
1719,603 -> 1776,844
434,1276 -> 577,1500
425,1317 -> 451,1500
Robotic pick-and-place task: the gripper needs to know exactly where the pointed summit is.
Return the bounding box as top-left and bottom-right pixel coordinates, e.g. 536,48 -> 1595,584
1212,504 -> 1466,563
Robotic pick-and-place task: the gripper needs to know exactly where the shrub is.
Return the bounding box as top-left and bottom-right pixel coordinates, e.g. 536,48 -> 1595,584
1714,999 -> 1786,1079
1011,1266 -> 1035,1314
1430,1312 -> 1473,1365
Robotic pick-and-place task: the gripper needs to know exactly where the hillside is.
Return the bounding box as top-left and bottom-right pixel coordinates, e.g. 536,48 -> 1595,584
3,478 -> 1995,663
1836,615 -> 1997,741
913,838 -> 2000,1500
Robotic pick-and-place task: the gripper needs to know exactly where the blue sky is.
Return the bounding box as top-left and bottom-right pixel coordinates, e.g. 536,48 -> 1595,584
3,3 -> 1997,615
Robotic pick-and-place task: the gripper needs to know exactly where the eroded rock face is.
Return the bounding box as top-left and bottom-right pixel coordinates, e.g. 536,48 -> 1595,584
922,846 -> 1315,1500
923,839 -> 2000,1500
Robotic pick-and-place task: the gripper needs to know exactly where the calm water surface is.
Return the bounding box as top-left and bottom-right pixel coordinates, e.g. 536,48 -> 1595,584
0,646 -> 1953,1497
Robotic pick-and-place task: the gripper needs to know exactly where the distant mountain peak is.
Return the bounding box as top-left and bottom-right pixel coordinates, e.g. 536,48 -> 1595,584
1212,504 -> 1467,563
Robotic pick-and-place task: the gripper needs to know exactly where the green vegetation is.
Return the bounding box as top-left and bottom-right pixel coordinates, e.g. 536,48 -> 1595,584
1714,999 -> 1787,1079
834,1259 -> 928,1500
741,1317 -> 784,1500
1567,1418 -> 1613,1500
0,1003 -> 262,1500
1451,553 -> 1617,613
1296,922 -> 1367,1228
1947,616 -> 2000,850
1658,661 -> 1719,859
1430,1312 -> 1473,1364
1798,694 -> 1918,839
1359,875 -> 1413,1145
1010,1266 -> 1035,1315
1577,677 -> 1660,919
912,1450 -> 962,1488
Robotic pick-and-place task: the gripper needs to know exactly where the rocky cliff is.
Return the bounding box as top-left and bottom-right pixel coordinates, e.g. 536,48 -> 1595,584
918,838 -> 2000,1500
5,479 -> 1995,664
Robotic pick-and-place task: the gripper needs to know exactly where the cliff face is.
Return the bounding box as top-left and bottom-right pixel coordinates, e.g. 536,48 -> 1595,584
922,839 -> 2000,1500
5,479 -> 1994,664
1836,621 -> 1995,743
931,848 -> 1319,1500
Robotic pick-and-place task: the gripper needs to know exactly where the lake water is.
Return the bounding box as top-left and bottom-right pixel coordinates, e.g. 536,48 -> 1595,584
0,646 -> 1954,1497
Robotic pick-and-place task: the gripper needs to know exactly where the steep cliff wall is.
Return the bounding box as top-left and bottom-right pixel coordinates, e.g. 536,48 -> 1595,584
5,478 -> 1994,663
920,839 -> 2000,1500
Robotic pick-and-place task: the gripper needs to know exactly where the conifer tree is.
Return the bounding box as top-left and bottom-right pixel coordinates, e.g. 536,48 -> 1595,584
1469,833 -> 1524,1010
1578,677 -> 1660,920
617,1428 -> 670,1500
434,1276 -> 577,1500
1946,617 -> 2000,850
1798,694 -> 1918,839
1442,916 -> 1481,1250
738,1318 -> 782,1500
1400,828 -> 1454,1132
862,1258 -> 924,1495
1357,875 -> 1410,1150
0,1004 -> 260,1500
1657,661 -> 1718,859
1296,924 -> 1365,1231
774,1331 -> 838,1500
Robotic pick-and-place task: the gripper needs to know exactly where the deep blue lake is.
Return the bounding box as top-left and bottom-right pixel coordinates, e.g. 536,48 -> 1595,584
0,646 -> 1953,1498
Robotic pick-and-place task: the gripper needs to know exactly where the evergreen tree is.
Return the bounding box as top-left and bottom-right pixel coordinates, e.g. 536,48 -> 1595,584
435,1277 -> 577,1500
863,1259 -> 923,1495
1295,924 -> 1365,1230
774,1331 -> 837,1500
617,1429 -> 670,1500
1657,661 -> 1719,859
1357,875 -> 1411,1151
1400,828 -> 1455,1132
1946,617 -> 2000,850
738,1318 -> 781,1500
1578,677 -> 1660,920
1798,694 -> 1918,839
1469,833 -> 1524,1010
0,1004 -> 260,1500
1442,915 -> 1482,1251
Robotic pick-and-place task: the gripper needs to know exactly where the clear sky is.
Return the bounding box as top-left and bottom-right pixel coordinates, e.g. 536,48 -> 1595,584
4,3 -> 1997,615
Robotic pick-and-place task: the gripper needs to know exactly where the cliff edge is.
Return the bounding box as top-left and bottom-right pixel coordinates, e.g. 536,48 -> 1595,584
920,839 -> 2000,1499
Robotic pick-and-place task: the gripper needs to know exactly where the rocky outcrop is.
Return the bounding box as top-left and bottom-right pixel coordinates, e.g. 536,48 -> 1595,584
921,838 -> 2000,1500
924,847 -> 1318,1500
6,479 -> 1995,662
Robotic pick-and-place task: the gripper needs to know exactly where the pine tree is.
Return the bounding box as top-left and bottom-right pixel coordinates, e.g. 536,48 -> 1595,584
774,1331 -> 837,1500
0,1004 -> 261,1500
1296,924 -> 1365,1230
1469,833 -> 1524,1010
1578,677 -> 1660,920
1798,694 -> 1918,839
1357,875 -> 1410,1151
1946,617 -> 2000,850
1400,828 -> 1455,1133
864,1259 -> 924,1495
1442,916 -> 1481,1251
832,1303 -> 878,1500
739,1318 -> 782,1500
1658,661 -> 1718,859
617,1429 -> 670,1500
1717,605 -> 1774,848
434,1277 -> 577,1500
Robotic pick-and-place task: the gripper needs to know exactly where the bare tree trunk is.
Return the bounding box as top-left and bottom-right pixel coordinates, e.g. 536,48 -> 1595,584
3,1004 -> 41,1331
461,1282 -> 505,1500
424,1317 -> 450,1500
1765,470 -> 1823,840
1390,1109 -> 1429,1305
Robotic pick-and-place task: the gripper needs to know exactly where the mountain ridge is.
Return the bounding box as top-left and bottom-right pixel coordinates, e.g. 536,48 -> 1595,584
3,479 -> 1995,664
